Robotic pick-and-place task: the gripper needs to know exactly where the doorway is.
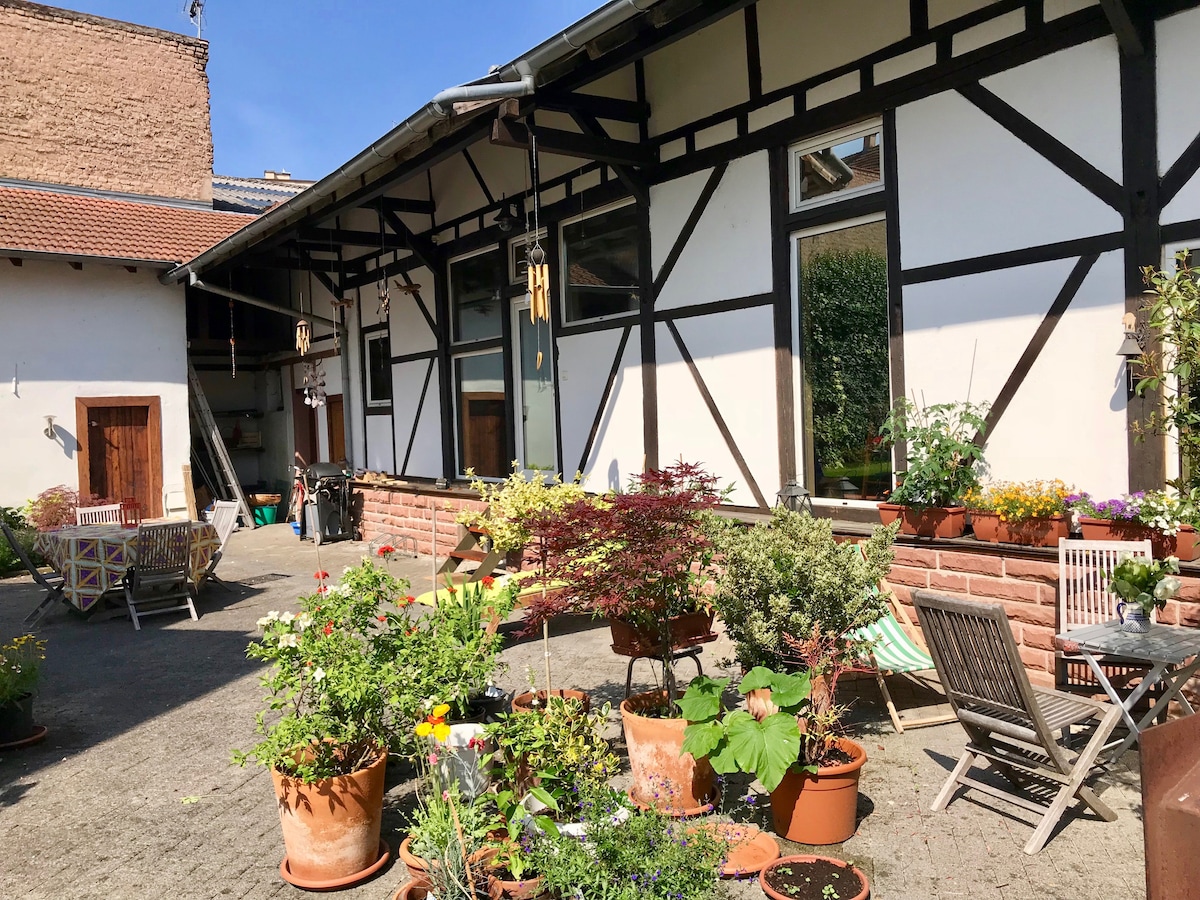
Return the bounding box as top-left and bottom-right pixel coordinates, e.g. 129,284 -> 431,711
293,389 -> 318,466
76,396 -> 163,516
327,394 -> 346,464
511,297 -> 558,473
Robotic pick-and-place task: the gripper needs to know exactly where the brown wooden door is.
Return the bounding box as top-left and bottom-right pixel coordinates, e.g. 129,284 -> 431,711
293,389 -> 318,467
327,395 -> 345,464
76,397 -> 163,516
460,392 -> 506,478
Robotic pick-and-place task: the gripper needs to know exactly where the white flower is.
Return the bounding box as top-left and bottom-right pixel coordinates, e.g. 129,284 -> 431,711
295,612 -> 313,631
1155,576 -> 1183,600
278,612 -> 295,625
255,615 -> 275,628
277,632 -> 299,648
311,667 -> 326,682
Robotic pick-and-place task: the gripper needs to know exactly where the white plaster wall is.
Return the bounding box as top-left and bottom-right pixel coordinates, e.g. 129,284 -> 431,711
655,306 -> 779,508
388,266 -> 438,356
557,326 -> 643,490
981,35 -> 1122,182
403,367 -> 443,479
903,251 -> 1128,496
756,0 -> 911,95
0,262 -> 189,508
928,0 -> 997,26
644,11 -> 749,136
365,414 -> 394,473
896,89 -> 1122,269
652,151 -> 773,310
1157,6 -> 1200,225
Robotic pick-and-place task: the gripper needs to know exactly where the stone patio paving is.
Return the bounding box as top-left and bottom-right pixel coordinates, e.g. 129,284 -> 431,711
0,524 -> 1146,899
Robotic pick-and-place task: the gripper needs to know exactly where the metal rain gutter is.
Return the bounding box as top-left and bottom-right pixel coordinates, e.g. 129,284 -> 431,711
190,276 -> 341,331
163,0 -> 665,286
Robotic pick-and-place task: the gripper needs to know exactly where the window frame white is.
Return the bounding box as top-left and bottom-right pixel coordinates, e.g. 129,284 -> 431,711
558,198 -> 642,327
788,119 -> 885,215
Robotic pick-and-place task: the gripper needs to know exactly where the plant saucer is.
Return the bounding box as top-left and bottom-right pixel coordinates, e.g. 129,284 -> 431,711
280,839 -> 390,890
627,783 -> 721,818
695,822 -> 780,877
0,724 -> 48,751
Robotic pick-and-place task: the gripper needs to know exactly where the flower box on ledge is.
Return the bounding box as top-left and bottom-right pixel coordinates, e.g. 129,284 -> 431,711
1078,517 -> 1198,562
970,512 -> 1069,548
878,503 -> 967,539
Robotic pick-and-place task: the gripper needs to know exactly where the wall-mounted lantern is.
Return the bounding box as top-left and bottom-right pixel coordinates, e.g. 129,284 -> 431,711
1117,311 -> 1146,393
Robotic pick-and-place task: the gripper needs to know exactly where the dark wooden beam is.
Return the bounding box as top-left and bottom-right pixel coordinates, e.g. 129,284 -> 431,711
8,258 -> 21,266
769,145 -> 796,489
381,206 -> 442,274
744,4 -> 762,102
401,358 -> 436,476
242,253 -> 343,273
295,245 -> 340,299
567,108 -> 649,206
537,92 -> 650,123
910,0 -> 929,33
297,227 -> 408,250
1160,127 -> 1200,206
1100,0 -> 1144,56
461,148 -> 495,206
68,261 -> 82,270
577,326 -> 633,474
491,117 -> 654,169
652,162 -> 728,300
374,197 -> 436,216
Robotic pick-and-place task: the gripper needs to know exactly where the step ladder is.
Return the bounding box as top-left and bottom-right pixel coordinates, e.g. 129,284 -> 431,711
437,523 -> 506,583
186,361 -> 254,527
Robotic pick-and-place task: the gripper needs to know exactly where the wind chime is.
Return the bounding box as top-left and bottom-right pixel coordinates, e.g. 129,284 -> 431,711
376,206 -> 391,318
526,132 -> 551,370
295,261 -> 312,356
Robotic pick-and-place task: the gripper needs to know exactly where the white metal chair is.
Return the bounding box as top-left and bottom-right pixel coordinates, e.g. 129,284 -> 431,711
122,522 -> 198,630
2,520 -> 67,625
196,500 -> 239,592
1057,538 -> 1154,692
75,503 -> 122,525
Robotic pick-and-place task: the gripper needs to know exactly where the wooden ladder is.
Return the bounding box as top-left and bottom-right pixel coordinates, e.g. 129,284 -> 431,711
437,524 -> 505,583
186,361 -> 254,527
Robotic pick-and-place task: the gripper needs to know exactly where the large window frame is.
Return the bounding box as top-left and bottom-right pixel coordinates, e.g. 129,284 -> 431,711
448,244 -> 507,348
364,331 -> 392,409
558,199 -> 642,327
788,119 -> 885,215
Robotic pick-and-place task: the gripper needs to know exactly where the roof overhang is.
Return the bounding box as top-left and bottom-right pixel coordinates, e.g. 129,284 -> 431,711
1,247 -> 176,270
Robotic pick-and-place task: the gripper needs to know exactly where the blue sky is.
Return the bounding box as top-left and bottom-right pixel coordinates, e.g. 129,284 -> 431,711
62,1 -> 601,179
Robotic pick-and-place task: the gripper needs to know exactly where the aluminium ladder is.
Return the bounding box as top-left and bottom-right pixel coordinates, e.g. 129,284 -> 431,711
186,361 -> 253,527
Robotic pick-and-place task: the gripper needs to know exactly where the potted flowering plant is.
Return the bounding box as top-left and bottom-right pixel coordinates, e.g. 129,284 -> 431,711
0,633 -> 47,746
1068,490 -> 1198,560
234,560 -> 409,889
965,480 -> 1073,547
523,462 -> 724,813
878,398 -> 990,537
1108,554 -> 1182,633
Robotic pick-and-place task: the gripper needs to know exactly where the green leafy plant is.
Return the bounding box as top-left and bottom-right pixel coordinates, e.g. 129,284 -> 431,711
233,560 -> 410,782
681,667 -> 812,791
880,398 -> 990,507
457,463 -> 587,554
1109,554 -> 1182,615
0,506 -> 40,575
0,634 -> 47,704
711,509 -> 897,671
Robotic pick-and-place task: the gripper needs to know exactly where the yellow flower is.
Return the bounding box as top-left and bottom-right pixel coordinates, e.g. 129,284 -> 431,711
415,703 -> 452,741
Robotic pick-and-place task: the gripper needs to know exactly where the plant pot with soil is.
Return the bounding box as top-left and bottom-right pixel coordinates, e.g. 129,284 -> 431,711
1070,490 -> 1200,561
510,688 -> 591,714
760,855 -> 870,900
966,480 -> 1073,547
0,634 -> 46,747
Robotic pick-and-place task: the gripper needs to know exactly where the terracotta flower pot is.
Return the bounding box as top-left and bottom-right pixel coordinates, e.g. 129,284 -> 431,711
609,611 -> 716,657
760,855 -> 870,900
1078,518 -> 1198,561
399,835 -> 431,882
769,738 -> 866,845
878,503 -> 966,538
510,689 -> 591,714
620,690 -> 715,815
691,822 -> 780,878
486,868 -> 545,899
970,511 -> 1069,548
272,746 -> 388,887
391,878 -> 432,900
0,693 -> 35,745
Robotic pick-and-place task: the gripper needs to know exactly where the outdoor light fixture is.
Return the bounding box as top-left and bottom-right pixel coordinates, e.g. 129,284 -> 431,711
1117,312 -> 1146,393
43,415 -> 55,439
777,479 -> 814,516
494,202 -> 519,234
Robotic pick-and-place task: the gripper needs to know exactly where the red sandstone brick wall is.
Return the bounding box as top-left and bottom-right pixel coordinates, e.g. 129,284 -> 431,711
356,486 -> 486,557
0,0 -> 213,201
888,545 -> 1200,688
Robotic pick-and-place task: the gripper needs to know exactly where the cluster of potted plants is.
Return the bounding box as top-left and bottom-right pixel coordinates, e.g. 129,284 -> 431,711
964,480 -> 1073,548
1067,490 -> 1199,560
0,632 -> 47,748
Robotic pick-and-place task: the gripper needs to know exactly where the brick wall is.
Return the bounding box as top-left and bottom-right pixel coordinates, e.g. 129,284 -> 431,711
888,545 -> 1200,688
0,0 -> 213,201
356,485 -> 486,557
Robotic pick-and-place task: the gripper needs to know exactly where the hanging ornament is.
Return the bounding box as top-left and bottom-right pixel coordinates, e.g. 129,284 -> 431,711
295,315 -> 311,355
527,131 -> 551,369
228,299 -> 237,378
302,361 -> 327,408
377,278 -> 390,318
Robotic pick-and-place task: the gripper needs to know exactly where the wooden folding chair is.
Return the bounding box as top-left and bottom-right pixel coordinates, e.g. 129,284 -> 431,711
850,578 -> 957,733
123,522 -> 198,631
2,521 -> 67,625
76,503 -> 122,525
913,589 -> 1122,855
196,500 -> 239,592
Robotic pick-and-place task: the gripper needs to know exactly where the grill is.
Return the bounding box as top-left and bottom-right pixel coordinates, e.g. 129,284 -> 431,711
303,463 -> 351,545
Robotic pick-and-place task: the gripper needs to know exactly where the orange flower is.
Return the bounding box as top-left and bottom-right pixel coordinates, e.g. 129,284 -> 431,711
377,545 -> 395,557
313,571 -> 329,580
415,703 -> 451,741
481,576 -> 495,589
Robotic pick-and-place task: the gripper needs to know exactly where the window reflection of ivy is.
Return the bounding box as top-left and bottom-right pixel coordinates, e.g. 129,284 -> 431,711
802,248 -> 890,480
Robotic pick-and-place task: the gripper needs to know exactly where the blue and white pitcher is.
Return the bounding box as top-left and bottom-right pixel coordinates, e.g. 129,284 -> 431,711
1116,601 -> 1151,634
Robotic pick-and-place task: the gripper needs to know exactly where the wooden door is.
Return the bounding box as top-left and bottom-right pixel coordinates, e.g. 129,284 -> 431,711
327,395 -> 346,464
76,396 -> 163,516
460,392 -> 506,478
293,389 -> 318,467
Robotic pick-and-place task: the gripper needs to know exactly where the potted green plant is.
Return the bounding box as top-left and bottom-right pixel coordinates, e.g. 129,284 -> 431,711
1108,553 -> 1182,633
878,398 -> 990,537
235,560 -> 409,889
398,780 -> 492,887
965,480 -> 1073,547
759,855 -> 870,900
523,463 -> 723,813
0,633 -> 47,746
710,510 -> 897,672
1068,490 -> 1199,561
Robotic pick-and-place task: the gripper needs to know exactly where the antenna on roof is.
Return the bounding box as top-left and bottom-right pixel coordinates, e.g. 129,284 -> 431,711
188,0 -> 204,38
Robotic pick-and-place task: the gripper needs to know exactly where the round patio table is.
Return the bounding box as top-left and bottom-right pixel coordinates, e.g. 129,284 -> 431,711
34,521 -> 219,613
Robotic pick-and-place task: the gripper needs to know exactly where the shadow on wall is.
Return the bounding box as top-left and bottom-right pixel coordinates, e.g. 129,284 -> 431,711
49,424 -> 79,460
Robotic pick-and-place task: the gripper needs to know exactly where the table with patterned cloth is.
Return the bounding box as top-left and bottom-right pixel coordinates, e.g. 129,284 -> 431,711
34,521 -> 219,612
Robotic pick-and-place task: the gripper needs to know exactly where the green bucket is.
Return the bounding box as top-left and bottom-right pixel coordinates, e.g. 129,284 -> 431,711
252,505 -> 278,526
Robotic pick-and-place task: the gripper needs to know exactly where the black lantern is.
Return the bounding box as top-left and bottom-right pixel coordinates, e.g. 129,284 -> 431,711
777,480 -> 814,515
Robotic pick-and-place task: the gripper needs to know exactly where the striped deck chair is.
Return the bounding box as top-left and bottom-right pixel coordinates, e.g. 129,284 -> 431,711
849,571 -> 957,733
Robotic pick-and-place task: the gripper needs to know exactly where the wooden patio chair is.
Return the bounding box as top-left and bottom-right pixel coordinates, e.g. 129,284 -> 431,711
196,500 -> 239,592
122,521 -> 198,631
912,589 -> 1122,855
1057,538 -> 1156,694
75,503 -> 122,525
2,520 -> 67,626
849,577 -> 957,733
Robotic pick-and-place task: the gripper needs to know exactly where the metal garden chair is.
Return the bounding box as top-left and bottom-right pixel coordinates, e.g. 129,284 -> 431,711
913,589 -> 1122,855
122,521 -> 197,631
2,520 -> 67,625
196,500 -> 239,592
75,503 -> 122,525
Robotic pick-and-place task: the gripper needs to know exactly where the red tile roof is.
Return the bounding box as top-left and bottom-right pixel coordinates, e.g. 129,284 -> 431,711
0,185 -> 252,264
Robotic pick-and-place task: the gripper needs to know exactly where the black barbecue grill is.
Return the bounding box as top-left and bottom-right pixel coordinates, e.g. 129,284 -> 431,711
303,462 -> 350,545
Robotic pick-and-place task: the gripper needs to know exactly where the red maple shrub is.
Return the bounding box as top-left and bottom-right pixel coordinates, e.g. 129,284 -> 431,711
26,485 -> 115,532
522,462 -> 724,708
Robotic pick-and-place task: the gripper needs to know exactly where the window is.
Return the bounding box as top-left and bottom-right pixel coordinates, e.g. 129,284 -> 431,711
365,333 -> 391,407
560,203 -> 640,323
794,214 -> 892,501
790,121 -> 884,213
450,248 -> 506,343
509,229 -> 547,285
454,351 -> 508,478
